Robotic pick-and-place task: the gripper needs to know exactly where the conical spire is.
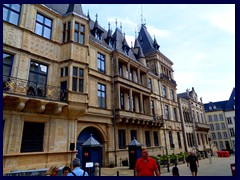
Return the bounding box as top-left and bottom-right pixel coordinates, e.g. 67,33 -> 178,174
94,14 -> 99,29
107,22 -> 112,38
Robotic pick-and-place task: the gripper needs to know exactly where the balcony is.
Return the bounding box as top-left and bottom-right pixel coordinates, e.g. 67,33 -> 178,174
3,76 -> 65,102
160,73 -> 177,85
195,122 -> 210,131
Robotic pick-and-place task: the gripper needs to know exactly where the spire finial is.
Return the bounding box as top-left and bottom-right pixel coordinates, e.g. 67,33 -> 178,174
108,22 -> 110,30
135,29 -> 137,38
141,5 -> 143,25
115,18 -> 118,29
96,13 -> 98,20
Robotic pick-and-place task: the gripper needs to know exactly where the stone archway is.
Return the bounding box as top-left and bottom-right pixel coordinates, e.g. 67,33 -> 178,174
76,127 -> 103,167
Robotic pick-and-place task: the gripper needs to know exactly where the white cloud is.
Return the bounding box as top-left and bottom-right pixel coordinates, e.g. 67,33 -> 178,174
147,25 -> 171,38
202,6 -> 235,34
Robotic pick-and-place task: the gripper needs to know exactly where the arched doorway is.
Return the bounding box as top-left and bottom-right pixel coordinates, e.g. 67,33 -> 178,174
76,127 -> 103,167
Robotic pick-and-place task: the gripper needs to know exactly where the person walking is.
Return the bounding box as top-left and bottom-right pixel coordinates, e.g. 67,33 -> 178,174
135,148 -> 160,176
186,151 -> 199,176
172,163 -> 180,176
62,166 -> 71,176
67,158 -> 88,176
46,165 -> 60,176
208,151 -> 212,164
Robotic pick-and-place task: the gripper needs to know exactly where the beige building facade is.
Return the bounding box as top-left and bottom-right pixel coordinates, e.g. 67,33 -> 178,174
3,4 -> 184,173
178,88 -> 211,154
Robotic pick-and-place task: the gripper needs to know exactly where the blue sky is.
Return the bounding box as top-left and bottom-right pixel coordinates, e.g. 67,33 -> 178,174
82,4 -> 235,103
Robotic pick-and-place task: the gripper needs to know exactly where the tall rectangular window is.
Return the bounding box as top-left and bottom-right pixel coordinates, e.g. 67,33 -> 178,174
221,123 -> 226,130
212,132 -> 216,140
98,83 -> 106,108
148,78 -> 152,91
80,25 -> 85,44
131,130 -> 137,141
210,124 -> 214,130
132,96 -> 135,112
151,100 -> 155,116
67,22 -> 71,42
130,68 -> 133,81
74,22 -> 85,45
3,53 -> 14,77
60,67 -> 68,77
3,4 -> 21,26
215,123 -> 220,130
213,114 -> 218,121
229,128 -> 235,137
170,89 -> 175,101
162,85 -> 167,98
227,117 -> 232,124
208,115 -> 213,122
217,132 -> 222,139
177,132 -> 182,148
118,129 -> 126,149
120,92 -> 125,109
74,22 -> 79,43
27,61 -> 48,97
35,13 -> 52,39
153,131 -> 159,146
21,122 -> 44,153
145,131 -> 151,147
223,132 -> 228,139
97,53 -> 105,73
173,108 -> 178,121
72,67 -> 84,93
169,131 -> 173,147
165,105 -> 169,120
219,114 -> 224,121
119,62 -> 123,77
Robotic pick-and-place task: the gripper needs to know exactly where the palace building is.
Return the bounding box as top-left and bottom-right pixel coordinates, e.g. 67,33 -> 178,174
3,4 -> 183,173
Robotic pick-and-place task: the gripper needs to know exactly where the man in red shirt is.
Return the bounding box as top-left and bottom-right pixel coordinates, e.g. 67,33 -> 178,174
135,148 -> 160,176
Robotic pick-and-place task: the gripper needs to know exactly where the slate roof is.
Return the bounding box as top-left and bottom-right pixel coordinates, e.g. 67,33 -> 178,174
82,135 -> 102,147
138,24 -> 159,56
177,92 -> 190,99
225,87 -> 235,111
128,138 -> 142,146
43,4 -> 86,17
204,100 -> 228,112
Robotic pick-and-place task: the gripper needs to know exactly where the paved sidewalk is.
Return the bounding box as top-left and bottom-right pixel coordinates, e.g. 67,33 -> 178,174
100,155 -> 235,176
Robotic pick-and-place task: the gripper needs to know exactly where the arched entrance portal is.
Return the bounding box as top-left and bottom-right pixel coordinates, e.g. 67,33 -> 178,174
77,127 -> 103,167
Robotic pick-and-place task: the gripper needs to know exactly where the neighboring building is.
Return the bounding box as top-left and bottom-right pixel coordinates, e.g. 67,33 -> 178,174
204,88 -> 235,153
3,4 -> 183,173
178,87 -> 210,154
224,88 -> 235,152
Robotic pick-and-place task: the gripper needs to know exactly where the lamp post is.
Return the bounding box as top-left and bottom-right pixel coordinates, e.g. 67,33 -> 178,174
163,119 -> 170,172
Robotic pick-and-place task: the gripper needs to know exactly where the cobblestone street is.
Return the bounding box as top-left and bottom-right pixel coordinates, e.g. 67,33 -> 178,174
100,155 -> 235,176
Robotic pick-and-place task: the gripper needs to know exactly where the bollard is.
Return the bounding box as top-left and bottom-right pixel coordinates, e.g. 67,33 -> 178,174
94,163 -> 100,176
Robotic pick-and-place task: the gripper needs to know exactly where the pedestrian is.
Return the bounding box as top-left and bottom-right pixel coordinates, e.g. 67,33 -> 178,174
62,166 -> 71,176
172,163 -> 180,176
186,151 -> 199,176
135,148 -> 160,176
46,165 -> 60,176
67,158 -> 88,176
208,151 -> 212,164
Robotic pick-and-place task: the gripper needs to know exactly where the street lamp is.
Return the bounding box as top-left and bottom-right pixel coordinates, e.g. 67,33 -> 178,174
163,118 -> 170,172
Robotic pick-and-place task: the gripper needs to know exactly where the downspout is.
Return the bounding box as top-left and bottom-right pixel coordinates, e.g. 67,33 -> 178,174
111,53 -> 117,167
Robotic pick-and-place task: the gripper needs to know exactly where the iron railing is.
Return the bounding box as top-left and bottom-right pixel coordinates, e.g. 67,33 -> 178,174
3,76 -> 67,102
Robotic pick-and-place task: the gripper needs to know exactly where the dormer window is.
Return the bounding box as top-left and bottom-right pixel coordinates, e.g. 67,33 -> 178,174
209,106 -> 212,110
213,106 -> 216,109
95,30 -> 102,40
